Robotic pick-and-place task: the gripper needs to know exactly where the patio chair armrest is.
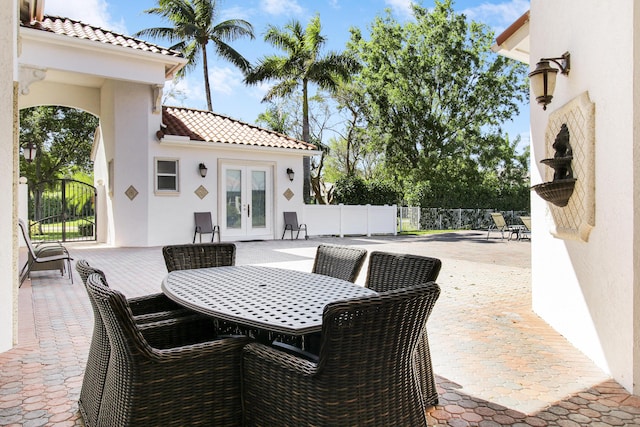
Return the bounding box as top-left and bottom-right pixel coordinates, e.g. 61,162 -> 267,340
271,341 -> 319,363
133,308 -> 198,324
128,292 -> 185,315
243,342 -> 318,377
139,315 -> 219,349
152,334 -> 252,363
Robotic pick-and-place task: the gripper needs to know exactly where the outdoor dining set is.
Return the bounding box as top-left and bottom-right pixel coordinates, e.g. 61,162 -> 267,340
74,242 -> 442,426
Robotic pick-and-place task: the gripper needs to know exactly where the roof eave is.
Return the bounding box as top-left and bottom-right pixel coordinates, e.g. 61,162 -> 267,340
20,26 -> 187,80
491,10 -> 530,64
158,135 -> 322,156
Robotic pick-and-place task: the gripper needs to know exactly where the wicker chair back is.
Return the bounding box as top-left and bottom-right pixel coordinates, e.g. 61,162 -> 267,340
243,282 -> 440,426
162,243 -> 236,272
312,244 -> 367,283
364,251 -> 442,406
85,273 -> 249,426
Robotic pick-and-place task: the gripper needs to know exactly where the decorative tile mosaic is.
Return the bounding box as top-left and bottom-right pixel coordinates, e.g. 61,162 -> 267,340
125,185 -> 139,201
195,185 -> 209,199
283,188 -> 294,201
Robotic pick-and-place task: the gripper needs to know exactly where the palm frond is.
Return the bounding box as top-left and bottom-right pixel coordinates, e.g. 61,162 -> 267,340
212,40 -> 252,72
214,19 -> 255,41
263,80 -> 299,102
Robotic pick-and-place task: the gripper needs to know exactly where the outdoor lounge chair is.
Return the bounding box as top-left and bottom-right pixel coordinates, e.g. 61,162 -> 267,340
365,251 -> 442,407
84,273 -> 251,427
281,211 -> 308,240
311,244 -> 367,283
162,243 -> 236,272
486,212 -> 521,240
242,282 -> 440,426
75,260 -> 201,427
18,218 -> 73,286
519,216 -> 531,240
193,212 -> 220,243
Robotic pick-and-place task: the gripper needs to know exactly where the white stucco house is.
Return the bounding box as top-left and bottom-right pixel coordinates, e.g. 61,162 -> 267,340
18,14 -> 319,247
494,2 -> 640,395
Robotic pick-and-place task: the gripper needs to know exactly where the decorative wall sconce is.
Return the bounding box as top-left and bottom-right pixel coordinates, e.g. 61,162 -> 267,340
22,142 -> 37,162
529,52 -> 570,110
198,163 -> 208,178
286,168 -> 295,182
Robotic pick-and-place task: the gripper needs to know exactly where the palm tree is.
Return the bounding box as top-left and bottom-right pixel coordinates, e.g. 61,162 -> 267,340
244,14 -> 359,202
136,0 -> 254,111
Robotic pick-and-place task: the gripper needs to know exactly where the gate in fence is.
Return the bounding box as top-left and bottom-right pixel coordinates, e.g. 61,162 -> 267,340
28,179 -> 97,242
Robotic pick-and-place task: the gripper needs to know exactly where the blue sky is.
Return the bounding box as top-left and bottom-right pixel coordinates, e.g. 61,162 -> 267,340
44,0 -> 530,146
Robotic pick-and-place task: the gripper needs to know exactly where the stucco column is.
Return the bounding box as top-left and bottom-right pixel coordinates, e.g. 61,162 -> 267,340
0,0 -> 19,352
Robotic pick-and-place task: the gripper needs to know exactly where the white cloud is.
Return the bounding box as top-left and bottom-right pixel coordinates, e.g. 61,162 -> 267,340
260,0 -> 304,16
462,0 -> 530,31
163,77 -> 206,109
44,0 -> 127,34
249,81 -> 274,102
384,0 -> 414,19
220,6 -> 255,22
210,67 -> 245,96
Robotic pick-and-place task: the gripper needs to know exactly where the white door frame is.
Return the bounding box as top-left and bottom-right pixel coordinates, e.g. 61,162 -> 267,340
219,160 -> 274,240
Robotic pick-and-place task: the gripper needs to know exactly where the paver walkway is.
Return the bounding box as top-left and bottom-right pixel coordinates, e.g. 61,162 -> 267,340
2,231 -> 640,426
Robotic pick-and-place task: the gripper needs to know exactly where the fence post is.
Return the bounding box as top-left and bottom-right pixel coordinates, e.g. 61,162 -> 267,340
393,204 -> 398,236
339,203 -> 344,238
366,204 -> 372,237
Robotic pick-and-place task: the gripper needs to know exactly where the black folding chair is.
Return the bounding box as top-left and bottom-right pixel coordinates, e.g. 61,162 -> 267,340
281,211 -> 308,240
193,212 -> 220,243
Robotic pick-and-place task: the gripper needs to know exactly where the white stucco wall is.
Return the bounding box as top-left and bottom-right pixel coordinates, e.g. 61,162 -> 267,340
0,0 -> 18,352
530,0 -> 638,393
100,80 -> 156,247
146,141 -> 307,246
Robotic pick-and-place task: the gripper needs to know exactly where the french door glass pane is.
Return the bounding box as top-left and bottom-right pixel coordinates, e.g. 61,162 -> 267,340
226,169 -> 241,229
252,171 -> 266,228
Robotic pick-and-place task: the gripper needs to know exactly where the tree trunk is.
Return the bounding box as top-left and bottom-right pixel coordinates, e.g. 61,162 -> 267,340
302,79 -> 311,203
202,44 -> 213,111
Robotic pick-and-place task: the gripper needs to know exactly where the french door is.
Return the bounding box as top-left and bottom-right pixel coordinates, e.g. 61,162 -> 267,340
221,164 -> 273,239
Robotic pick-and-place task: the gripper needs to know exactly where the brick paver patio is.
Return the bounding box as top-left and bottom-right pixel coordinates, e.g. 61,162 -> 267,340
2,231 -> 640,426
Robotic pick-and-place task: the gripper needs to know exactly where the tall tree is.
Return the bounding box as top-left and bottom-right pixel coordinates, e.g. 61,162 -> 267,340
244,14 -> 359,202
136,0 -> 254,111
20,106 -> 98,222
347,0 -> 529,207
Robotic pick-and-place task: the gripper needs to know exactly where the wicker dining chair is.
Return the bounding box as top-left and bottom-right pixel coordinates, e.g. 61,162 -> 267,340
84,273 -> 251,427
365,251 -> 442,407
76,259 -> 194,324
162,243 -> 236,272
311,244 -> 368,283
75,260 -> 200,427
243,282 -> 441,427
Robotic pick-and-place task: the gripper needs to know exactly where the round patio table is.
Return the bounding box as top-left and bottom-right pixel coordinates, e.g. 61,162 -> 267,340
162,265 -> 376,336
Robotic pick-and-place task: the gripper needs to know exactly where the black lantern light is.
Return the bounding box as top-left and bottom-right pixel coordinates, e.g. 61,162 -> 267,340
199,163 -> 208,178
286,168 -> 294,182
529,52 -> 570,110
22,142 -> 37,163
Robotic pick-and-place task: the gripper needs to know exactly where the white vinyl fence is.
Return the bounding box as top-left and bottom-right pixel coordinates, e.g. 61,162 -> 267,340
302,204 -> 397,237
